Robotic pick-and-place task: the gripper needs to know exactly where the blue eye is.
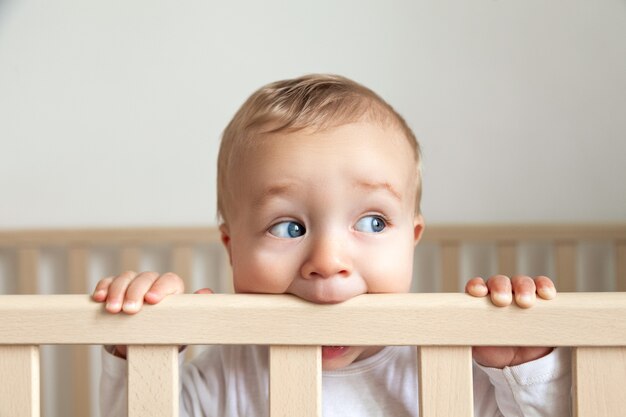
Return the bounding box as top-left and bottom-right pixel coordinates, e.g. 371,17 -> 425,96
355,215 -> 387,233
269,221 -> 306,238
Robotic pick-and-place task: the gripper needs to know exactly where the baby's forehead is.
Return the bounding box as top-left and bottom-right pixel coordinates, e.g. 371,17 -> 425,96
232,123 -> 414,176
239,123 -> 416,181
219,121 -> 421,222
249,121 -> 411,153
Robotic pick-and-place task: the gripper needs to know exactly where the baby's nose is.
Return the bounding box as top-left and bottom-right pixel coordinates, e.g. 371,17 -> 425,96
300,236 -> 352,280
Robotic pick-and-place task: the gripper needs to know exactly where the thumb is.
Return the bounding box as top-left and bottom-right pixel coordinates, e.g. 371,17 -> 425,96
194,288 -> 214,295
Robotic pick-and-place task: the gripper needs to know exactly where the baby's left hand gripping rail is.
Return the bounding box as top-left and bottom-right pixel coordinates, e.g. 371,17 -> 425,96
1,293 -> 626,417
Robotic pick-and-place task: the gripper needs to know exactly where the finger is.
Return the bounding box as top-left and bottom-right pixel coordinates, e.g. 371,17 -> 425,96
465,277 -> 488,297
535,275 -> 557,300
105,271 -> 137,313
122,271 -> 160,314
486,275 -> 513,307
144,272 -> 185,304
194,288 -> 214,295
511,275 -> 536,308
92,276 -> 114,301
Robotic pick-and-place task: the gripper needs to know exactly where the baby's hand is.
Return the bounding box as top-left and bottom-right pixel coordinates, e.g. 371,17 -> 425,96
465,274 -> 556,308
465,275 -> 556,368
92,271 -> 213,359
92,270 -> 186,314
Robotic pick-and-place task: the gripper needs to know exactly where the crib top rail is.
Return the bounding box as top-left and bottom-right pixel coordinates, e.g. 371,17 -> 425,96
1,223 -> 625,246
0,227 -> 220,246
1,293 -> 624,346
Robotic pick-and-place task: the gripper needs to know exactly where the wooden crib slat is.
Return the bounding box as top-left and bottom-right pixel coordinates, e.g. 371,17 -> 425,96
496,242 -> 517,277
172,245 -> 194,290
0,345 -> 40,417
18,248 -> 39,294
616,242 -> 626,291
68,246 -> 89,293
555,241 -> 577,291
68,247 -> 91,417
121,246 -> 141,272
128,345 -> 179,417
573,347 -> 626,417
172,245 -> 202,361
441,242 -> 460,292
218,246 -> 234,293
270,346 -> 321,417
418,346 -> 473,417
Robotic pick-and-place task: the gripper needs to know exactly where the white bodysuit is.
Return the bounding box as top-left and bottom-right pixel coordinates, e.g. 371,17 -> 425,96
100,345 -> 571,417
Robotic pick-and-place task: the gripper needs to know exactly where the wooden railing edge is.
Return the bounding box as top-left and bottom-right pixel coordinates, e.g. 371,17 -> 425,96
1,293 -> 625,346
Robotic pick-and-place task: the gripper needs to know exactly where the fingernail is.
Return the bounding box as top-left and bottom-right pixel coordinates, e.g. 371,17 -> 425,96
471,284 -> 487,295
538,287 -> 556,299
492,292 -> 512,305
93,289 -> 105,298
123,301 -> 137,311
145,291 -> 159,301
517,294 -> 533,305
106,301 -> 120,311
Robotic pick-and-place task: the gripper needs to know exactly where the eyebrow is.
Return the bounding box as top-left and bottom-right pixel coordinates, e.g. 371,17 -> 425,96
354,180 -> 402,201
252,182 -> 299,209
252,180 -> 402,209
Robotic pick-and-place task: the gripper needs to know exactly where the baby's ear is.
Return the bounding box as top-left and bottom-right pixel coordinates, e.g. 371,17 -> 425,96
219,223 -> 233,265
413,215 -> 425,246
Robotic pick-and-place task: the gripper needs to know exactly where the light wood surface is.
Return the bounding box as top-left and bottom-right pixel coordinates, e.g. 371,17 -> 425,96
496,242 -> 517,277
1,293 -> 625,346
441,242 -> 460,291
18,248 -> 39,294
172,245 -> 194,290
419,346 -> 473,417
67,247 -> 91,417
2,224 -> 626,417
2,224 -> 624,247
121,246 -> 141,272
128,345 -> 179,417
573,347 -> 626,417
555,241 -> 577,291
617,242 -> 626,291
421,224 -> 626,242
270,346 -> 321,417
0,294 -> 625,415
218,247 -> 234,293
0,345 -> 40,417
0,227 -> 220,247
172,244 -> 199,361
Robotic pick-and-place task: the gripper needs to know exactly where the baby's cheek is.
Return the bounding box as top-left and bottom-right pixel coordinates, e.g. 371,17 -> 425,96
233,252 -> 296,294
363,232 -> 415,293
363,258 -> 413,293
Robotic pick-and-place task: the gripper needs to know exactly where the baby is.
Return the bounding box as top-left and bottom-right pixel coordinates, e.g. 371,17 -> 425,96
93,74 -> 571,416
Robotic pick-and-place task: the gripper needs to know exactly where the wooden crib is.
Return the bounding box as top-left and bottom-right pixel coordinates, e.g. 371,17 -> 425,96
1,224 -> 625,417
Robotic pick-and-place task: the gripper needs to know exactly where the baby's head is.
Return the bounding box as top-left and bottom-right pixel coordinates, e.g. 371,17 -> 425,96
217,74 -> 424,368
218,74 -> 422,223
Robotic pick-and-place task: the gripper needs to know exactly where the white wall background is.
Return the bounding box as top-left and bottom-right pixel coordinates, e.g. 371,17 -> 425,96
1,0 -> 625,229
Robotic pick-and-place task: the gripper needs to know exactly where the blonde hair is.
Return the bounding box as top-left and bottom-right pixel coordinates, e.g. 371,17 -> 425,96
217,74 -> 422,223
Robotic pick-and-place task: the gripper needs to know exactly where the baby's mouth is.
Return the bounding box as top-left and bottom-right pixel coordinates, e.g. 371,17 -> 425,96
321,346 -> 348,360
